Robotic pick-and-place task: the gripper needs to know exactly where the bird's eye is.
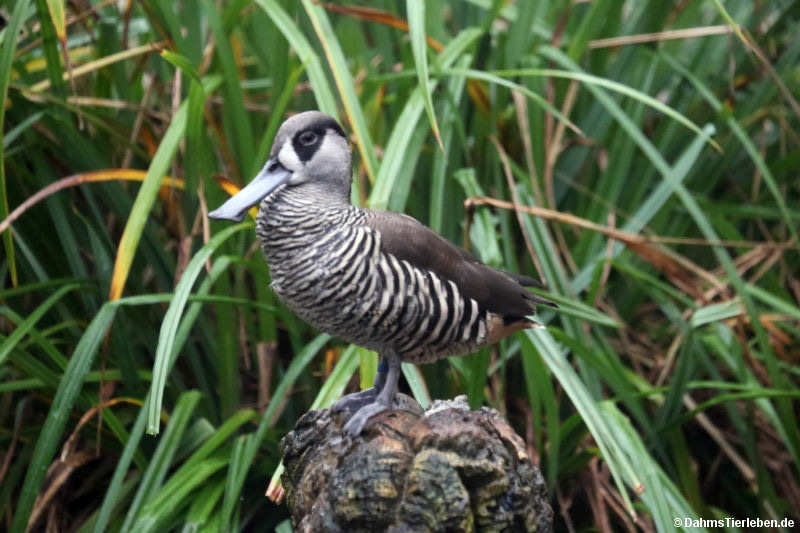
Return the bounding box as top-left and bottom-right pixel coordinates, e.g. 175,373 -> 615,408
298,131 -> 318,146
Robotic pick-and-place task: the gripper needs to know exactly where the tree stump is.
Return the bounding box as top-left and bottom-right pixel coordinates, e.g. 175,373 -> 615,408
280,395 -> 553,532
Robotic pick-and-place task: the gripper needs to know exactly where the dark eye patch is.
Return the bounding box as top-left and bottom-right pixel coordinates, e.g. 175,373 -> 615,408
292,128 -> 325,162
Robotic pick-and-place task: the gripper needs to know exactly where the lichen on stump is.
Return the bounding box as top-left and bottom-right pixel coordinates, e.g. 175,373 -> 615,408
280,395 -> 553,532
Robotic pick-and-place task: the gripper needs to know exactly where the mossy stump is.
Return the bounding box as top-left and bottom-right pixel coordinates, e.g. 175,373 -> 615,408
280,395 -> 552,532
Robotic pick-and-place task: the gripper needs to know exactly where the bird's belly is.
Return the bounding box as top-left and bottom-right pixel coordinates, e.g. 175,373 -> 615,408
269,255 -> 487,363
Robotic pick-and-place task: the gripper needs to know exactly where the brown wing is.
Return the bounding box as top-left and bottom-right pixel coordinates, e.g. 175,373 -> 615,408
363,210 -> 554,318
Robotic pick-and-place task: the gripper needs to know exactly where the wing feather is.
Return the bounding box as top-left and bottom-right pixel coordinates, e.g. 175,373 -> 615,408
363,211 -> 554,318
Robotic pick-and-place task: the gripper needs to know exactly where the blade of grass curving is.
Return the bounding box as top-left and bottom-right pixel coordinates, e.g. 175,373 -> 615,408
599,403 -> 698,530
300,0 -> 379,183
183,480 -> 225,532
744,284 -> 800,321
254,0 -> 337,116
10,301 -> 119,533
0,282 -> 82,365
202,0 -> 255,176
690,300 -> 743,328
534,48 -> 719,150
439,68 -> 583,137
121,390 -> 202,531
108,76 -> 221,301
233,334 -> 334,510
148,221 -> 252,435
368,27 -> 482,209
524,329 -> 635,515
430,55 -> 470,233
533,291 -> 620,328
519,335 -> 559,487
407,0 -> 443,150
0,0 -> 32,288
132,457 -> 228,533
33,0 -> 67,97
659,50 -> 798,243
401,363 -> 431,408
267,344 -> 360,492
160,50 -> 201,83
93,259 -> 236,533
220,434 -> 250,528
3,111 -> 44,150
0,278 -> 85,299
184,409 -> 257,470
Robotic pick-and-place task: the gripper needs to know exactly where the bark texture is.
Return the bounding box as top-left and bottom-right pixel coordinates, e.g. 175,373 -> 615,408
280,395 -> 552,532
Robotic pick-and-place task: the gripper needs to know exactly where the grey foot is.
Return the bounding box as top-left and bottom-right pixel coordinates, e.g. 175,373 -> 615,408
331,387 -> 378,414
342,400 -> 391,436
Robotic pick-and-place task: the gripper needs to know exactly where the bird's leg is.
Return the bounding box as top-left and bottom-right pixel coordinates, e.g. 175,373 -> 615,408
330,356 -> 388,413
343,353 -> 401,436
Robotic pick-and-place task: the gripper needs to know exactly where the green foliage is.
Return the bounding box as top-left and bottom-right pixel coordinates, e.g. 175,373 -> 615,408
1,0 -> 798,531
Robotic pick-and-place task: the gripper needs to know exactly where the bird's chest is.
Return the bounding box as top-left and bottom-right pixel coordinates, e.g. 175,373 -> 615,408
262,225 -> 379,312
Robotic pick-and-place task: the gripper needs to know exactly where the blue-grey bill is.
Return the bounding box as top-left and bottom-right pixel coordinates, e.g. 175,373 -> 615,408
208,159 -> 291,221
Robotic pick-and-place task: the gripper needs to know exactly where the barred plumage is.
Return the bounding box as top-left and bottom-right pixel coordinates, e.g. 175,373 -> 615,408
256,186 -> 493,364
210,111 -> 555,435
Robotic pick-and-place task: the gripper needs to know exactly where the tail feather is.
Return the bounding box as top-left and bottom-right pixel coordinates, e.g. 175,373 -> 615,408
505,271 -> 545,288
524,291 -> 558,308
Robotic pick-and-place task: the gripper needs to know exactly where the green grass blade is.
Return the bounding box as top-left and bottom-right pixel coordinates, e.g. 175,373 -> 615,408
231,334 -> 334,513
93,264 -> 235,533
254,0 -> 337,115
133,457 -> 228,533
659,50 -> 799,243
267,343 -> 360,491
368,27 -> 482,209
0,0 -> 32,288
202,0 -> 255,176
108,76 -> 221,301
148,221 -> 252,435
10,302 -> 119,533
407,0 -> 443,150
122,390 -> 202,531
300,0 -> 380,183
183,480 -> 225,532
0,282 -> 81,365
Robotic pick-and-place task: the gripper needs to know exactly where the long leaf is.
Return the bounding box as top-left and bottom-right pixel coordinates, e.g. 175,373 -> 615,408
300,0 -> 380,183
108,77 -> 221,300
254,0 -> 338,115
0,0 -> 33,288
148,221 -> 251,434
10,302 -> 118,533
407,0 -> 443,150
0,282 -> 82,365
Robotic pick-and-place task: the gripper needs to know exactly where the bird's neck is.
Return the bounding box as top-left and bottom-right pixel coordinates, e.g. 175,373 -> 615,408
255,185 -> 362,252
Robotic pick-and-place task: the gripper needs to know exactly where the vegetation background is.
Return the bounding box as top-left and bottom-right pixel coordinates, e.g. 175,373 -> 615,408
1,0 -> 798,531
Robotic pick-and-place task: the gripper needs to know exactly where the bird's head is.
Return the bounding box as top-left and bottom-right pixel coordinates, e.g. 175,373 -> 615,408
209,111 -> 351,221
